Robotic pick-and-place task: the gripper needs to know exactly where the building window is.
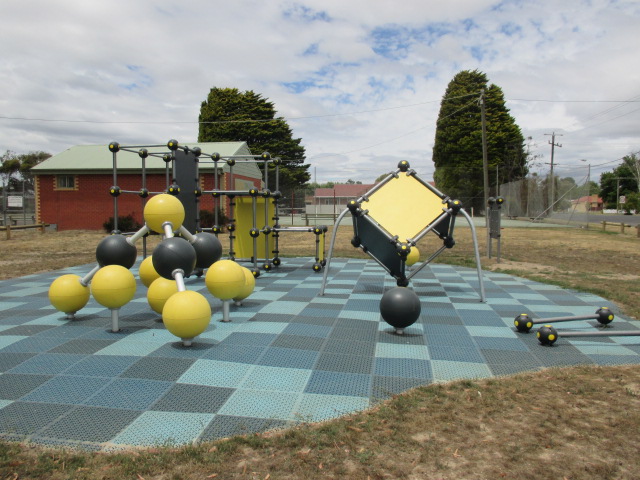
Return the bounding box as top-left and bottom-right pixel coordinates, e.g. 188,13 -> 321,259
55,175 -> 76,190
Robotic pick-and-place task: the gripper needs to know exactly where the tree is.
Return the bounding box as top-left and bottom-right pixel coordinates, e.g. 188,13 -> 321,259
432,70 -> 527,212
599,154 -> 640,208
1,150 -> 50,193
198,87 -> 310,192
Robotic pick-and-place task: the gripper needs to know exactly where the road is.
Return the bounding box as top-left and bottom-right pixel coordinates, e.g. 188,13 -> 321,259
548,212 -> 640,226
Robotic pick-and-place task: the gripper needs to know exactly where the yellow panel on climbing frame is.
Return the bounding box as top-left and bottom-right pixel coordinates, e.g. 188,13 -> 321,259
364,173 -> 444,241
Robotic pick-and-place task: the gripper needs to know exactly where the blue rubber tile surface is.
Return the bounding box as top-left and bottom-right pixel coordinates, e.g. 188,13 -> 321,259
1,257 -> 639,450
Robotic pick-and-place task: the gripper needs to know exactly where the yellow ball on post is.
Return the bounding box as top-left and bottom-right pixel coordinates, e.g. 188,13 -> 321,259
48,274 -> 90,314
205,260 -> 246,301
147,277 -> 179,314
162,290 -> 212,340
91,265 -> 137,309
139,256 -> 161,288
406,246 -> 420,267
233,267 -> 256,303
143,194 -> 185,233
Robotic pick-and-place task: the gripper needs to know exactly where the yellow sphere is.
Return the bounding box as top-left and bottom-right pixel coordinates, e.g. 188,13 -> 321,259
406,246 -> 420,267
147,277 -> 178,314
205,259 -> 245,300
162,290 -> 211,339
143,194 -> 185,233
139,256 -> 161,288
233,267 -> 256,302
48,274 -> 90,314
91,265 -> 137,309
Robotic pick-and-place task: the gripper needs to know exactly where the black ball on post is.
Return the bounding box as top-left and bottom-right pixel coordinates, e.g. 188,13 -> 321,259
536,325 -> 558,346
596,307 -> 614,325
96,234 -> 138,269
514,313 -> 533,333
152,237 -> 197,280
191,232 -> 222,269
380,287 -> 421,334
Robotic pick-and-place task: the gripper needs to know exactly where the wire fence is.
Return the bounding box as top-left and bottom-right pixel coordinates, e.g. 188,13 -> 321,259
498,173 -> 598,226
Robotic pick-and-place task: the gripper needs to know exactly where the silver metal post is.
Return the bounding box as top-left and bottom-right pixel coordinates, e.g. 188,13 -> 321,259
459,208 -> 486,302
319,208 -> 350,295
221,299 -> 231,322
111,308 -> 120,332
80,264 -> 101,287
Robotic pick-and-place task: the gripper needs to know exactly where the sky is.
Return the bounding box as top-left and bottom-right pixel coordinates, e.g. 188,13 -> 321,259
1,0 -> 639,185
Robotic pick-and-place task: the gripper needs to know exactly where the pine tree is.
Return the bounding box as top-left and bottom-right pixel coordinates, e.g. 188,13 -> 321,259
432,70 -> 527,212
198,88 -> 310,191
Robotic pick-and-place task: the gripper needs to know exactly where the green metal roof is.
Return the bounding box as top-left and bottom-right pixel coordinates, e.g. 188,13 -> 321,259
32,142 -> 262,179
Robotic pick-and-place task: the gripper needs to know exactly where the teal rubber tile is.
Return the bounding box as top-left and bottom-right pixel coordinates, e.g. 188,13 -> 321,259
8,353 -> 85,375
63,355 -> 138,377
258,301 -> 307,315
217,389 -> 301,420
466,326 -> 519,338
0,400 -> 12,409
338,310 -> 380,321
85,378 -> 173,410
375,343 -> 430,360
239,366 -> 312,392
295,393 -> 370,422
570,343 -> 638,356
21,375 -> 113,404
0,336 -> 28,349
35,406 -> 142,443
0,373 -> 53,400
110,411 -> 214,447
431,360 -> 493,382
0,302 -> 26,311
178,359 -> 253,388
94,341 -> 163,357
233,322 -> 289,334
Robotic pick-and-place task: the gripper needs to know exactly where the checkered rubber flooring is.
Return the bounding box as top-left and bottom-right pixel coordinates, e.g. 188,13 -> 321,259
1,257 -> 640,450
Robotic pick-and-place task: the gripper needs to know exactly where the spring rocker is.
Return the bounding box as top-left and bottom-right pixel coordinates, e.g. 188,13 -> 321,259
320,160 -> 485,300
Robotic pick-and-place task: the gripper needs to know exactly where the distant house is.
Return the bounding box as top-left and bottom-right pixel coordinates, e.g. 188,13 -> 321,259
307,184 -> 374,215
571,195 -> 604,212
31,142 -> 263,231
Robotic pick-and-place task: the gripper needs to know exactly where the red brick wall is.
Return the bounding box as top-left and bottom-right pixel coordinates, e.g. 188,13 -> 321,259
36,172 -> 260,231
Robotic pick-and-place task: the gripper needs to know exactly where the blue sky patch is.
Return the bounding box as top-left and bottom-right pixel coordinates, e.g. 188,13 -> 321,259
282,4 -> 331,23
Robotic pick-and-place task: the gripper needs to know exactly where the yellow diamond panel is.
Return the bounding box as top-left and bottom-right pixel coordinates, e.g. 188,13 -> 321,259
364,174 -> 444,240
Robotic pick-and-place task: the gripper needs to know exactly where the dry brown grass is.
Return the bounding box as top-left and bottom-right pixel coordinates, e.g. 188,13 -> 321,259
1,224 -> 640,479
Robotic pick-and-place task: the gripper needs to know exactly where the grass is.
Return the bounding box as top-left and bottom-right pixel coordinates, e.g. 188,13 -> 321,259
0,223 -> 639,479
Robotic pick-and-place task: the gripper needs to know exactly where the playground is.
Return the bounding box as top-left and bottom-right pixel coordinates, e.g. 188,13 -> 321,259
1,144 -> 640,478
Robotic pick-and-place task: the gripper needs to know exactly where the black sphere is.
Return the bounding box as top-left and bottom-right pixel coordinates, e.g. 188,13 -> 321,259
312,262 -> 322,272
272,257 -> 281,266
514,313 -> 533,333
96,234 -> 137,269
536,325 -> 558,346
191,232 -> 222,269
380,287 -> 421,330
596,307 -> 614,325
152,237 -> 197,280
251,267 -> 261,278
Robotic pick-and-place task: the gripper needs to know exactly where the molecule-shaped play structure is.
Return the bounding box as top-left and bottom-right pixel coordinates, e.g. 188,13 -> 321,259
48,193 -> 255,346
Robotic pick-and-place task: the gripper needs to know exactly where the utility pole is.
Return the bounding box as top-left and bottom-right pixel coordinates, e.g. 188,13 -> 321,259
545,132 -> 562,210
480,89 -> 489,225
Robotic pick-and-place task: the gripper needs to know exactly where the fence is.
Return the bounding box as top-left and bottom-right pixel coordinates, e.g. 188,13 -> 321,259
499,173 -> 600,227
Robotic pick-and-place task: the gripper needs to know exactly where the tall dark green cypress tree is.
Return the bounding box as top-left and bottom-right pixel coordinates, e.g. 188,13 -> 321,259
432,70 -> 527,212
198,87 -> 310,191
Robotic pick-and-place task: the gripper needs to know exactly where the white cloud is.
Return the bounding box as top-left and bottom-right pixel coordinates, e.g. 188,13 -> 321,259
0,0 -> 638,185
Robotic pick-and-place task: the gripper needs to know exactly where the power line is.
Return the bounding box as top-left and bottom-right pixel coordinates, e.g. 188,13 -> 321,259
0,92 -> 479,126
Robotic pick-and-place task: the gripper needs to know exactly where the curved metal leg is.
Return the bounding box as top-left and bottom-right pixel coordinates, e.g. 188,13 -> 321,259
319,208 -> 350,295
459,209 -> 486,302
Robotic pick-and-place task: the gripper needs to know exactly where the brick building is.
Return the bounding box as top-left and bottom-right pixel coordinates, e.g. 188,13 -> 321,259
32,142 -> 263,231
